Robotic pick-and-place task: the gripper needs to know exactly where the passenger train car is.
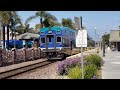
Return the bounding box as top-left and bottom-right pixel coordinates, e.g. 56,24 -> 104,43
0,40 -> 33,50
40,26 -> 77,59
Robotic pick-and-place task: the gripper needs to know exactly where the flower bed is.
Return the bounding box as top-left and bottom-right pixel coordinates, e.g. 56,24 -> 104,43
57,56 -> 88,75
57,54 -> 103,79
57,56 -> 80,75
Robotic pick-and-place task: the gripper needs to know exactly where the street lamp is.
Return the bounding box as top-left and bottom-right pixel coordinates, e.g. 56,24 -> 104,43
98,33 -> 99,47
95,27 -> 96,48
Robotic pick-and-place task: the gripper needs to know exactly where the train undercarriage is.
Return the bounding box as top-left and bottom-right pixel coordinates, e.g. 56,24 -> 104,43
41,48 -> 80,60
42,51 -> 67,60
41,48 -> 72,60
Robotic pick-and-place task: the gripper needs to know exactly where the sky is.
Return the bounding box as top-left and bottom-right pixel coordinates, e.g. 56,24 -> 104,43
18,11 -> 120,40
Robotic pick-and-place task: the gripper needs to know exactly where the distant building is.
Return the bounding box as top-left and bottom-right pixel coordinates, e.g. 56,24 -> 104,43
109,30 -> 120,51
74,16 -> 82,30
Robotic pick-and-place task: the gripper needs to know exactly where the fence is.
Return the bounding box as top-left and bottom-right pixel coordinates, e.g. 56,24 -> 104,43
2,49 -> 14,63
0,48 -> 44,65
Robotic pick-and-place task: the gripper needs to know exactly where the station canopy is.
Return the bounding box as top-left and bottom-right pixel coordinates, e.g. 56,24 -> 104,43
17,33 -> 39,40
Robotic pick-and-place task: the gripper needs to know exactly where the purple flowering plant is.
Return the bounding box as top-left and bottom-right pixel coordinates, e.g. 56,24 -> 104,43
57,56 -> 88,75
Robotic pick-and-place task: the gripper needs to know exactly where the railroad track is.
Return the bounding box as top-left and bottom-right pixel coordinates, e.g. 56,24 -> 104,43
0,60 -> 56,79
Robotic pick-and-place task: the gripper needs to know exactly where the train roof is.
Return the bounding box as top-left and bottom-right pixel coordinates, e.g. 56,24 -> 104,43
40,26 -> 77,32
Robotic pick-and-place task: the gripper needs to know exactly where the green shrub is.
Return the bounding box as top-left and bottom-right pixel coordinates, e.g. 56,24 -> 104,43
68,64 -> 98,79
84,54 -> 102,69
84,64 -> 98,79
68,66 -> 82,79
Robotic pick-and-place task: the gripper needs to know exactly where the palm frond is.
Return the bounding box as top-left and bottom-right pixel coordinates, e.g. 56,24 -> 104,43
25,15 -> 37,25
36,11 -> 46,17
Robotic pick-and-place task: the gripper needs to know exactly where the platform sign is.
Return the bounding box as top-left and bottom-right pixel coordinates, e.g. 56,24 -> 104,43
76,29 -> 87,47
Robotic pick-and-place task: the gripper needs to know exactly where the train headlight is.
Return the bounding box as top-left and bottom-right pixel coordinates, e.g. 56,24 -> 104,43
59,47 -> 62,50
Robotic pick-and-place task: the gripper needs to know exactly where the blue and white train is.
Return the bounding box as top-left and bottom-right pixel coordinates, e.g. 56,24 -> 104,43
40,26 -> 77,59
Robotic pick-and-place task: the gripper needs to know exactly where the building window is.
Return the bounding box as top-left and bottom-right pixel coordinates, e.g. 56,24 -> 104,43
41,37 -> 45,43
57,37 -> 61,42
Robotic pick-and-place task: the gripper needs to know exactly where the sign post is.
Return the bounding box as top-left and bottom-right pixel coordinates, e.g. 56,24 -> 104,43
76,29 -> 87,79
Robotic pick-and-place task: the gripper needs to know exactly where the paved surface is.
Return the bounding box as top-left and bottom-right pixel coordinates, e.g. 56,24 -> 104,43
100,49 -> 120,79
67,49 -> 97,59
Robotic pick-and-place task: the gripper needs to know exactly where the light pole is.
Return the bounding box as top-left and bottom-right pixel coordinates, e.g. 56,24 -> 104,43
98,33 -> 99,47
95,27 -> 96,48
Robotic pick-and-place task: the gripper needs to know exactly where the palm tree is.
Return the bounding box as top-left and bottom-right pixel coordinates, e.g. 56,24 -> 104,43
15,17 -> 34,34
43,12 -> 57,27
0,11 -> 20,39
62,18 -> 76,29
0,11 -> 18,48
34,24 -> 41,34
119,26 -> 120,37
28,11 -> 57,28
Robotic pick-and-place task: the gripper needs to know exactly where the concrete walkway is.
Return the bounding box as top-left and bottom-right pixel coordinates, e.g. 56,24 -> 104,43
100,49 -> 120,79
67,49 -> 97,59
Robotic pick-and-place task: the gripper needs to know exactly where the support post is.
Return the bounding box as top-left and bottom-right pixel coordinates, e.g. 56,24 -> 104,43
81,46 -> 84,79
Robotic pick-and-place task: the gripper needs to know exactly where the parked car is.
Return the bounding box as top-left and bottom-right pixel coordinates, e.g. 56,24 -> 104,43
111,47 -> 116,51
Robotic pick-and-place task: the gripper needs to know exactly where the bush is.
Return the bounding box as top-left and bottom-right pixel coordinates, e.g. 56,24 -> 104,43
68,66 -> 82,79
57,56 -> 81,75
84,64 -> 98,79
68,64 -> 98,79
84,54 -> 103,69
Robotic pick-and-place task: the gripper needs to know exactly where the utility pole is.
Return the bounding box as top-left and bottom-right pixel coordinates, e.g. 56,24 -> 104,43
95,27 -> 96,48
103,34 -> 105,57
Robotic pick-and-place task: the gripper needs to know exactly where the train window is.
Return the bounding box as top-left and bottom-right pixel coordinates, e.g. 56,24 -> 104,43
40,31 -> 44,34
48,37 -> 52,42
41,37 -> 45,43
72,32 -> 73,36
62,38 -> 65,43
56,30 -> 60,34
70,31 -> 72,35
73,32 -> 75,36
65,30 -> 66,33
57,37 -> 61,42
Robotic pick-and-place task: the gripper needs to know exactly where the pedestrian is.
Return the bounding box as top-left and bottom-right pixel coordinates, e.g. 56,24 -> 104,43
107,45 -> 110,51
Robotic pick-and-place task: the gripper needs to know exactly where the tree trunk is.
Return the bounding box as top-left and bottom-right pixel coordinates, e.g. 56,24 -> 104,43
11,18 -> 14,40
11,27 -> 13,40
3,25 -> 5,49
7,25 -> 9,50
40,17 -> 43,28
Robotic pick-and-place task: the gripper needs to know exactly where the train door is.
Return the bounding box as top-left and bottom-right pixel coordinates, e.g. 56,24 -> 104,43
46,35 -> 56,49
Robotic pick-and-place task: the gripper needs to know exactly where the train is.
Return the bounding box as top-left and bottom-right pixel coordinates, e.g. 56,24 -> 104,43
0,40 -> 33,50
40,26 -> 78,60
